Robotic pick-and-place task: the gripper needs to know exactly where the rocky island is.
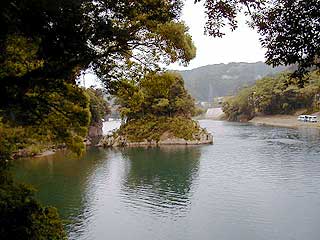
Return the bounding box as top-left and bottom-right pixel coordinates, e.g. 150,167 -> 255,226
99,118 -> 213,147
99,72 -> 213,147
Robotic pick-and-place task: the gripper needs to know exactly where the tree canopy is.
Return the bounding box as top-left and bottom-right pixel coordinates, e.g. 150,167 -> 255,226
0,0 -> 196,154
85,88 -> 110,125
0,1 -> 195,238
0,0 -> 195,83
196,0 -> 320,77
115,72 -> 196,121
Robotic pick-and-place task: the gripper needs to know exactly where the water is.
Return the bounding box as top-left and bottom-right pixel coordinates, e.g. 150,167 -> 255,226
13,120 -> 320,240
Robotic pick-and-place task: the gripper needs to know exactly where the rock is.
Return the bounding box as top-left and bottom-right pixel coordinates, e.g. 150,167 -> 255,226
88,120 -> 103,138
98,129 -> 213,148
205,108 -> 225,120
84,137 -> 92,146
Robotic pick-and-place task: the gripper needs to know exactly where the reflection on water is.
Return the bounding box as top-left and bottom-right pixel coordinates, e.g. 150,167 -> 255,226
13,120 -> 320,240
14,148 -> 109,236
121,147 -> 201,216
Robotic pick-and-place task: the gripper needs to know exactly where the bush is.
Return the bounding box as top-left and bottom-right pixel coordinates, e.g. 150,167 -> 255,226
117,116 -> 203,142
0,179 -> 66,240
0,120 -> 66,239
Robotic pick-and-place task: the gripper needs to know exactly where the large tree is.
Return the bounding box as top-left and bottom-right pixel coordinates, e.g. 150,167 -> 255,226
115,72 -> 196,120
0,1 -> 196,238
0,0 -> 196,152
113,72 -> 204,143
196,0 -> 320,78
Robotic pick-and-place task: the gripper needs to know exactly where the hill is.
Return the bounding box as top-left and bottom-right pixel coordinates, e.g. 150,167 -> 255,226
222,70 -> 320,122
177,62 -> 287,101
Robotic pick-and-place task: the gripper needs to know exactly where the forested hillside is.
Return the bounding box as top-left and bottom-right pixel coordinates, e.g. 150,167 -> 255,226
222,71 -> 320,121
178,62 -> 286,101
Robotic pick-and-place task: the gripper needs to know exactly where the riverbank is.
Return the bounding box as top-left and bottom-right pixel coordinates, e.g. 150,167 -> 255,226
249,114 -> 320,129
13,146 -> 64,159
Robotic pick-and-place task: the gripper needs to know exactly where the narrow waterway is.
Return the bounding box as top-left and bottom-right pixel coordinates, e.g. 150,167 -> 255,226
14,120 -> 320,240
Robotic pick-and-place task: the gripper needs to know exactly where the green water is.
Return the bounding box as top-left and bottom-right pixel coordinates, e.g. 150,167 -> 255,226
14,120 -> 320,240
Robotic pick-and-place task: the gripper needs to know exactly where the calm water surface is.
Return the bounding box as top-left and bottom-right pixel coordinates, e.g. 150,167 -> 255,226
14,120 -> 320,240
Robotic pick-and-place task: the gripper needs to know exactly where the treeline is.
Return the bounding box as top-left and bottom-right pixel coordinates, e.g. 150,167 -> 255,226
222,71 -> 320,121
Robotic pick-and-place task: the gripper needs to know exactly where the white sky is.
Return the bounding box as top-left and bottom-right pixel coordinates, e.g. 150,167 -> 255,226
83,0 -> 266,87
169,0 -> 266,70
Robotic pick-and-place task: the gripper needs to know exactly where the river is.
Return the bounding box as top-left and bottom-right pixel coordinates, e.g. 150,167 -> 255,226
13,120 -> 320,240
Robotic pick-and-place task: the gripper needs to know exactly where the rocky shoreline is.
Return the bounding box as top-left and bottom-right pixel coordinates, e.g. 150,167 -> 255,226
98,131 -> 213,148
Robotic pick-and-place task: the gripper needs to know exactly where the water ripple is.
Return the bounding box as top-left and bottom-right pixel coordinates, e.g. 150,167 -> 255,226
13,121 -> 320,240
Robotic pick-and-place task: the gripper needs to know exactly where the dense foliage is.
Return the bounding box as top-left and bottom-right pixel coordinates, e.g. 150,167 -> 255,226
196,0 -> 320,77
0,0 -> 195,238
0,33 -> 91,155
0,0 -> 195,89
115,72 -> 196,121
117,116 -> 203,142
0,122 -> 66,239
0,0 -> 195,152
114,72 -> 204,141
222,71 -> 320,121
85,88 -> 109,125
0,179 -> 66,240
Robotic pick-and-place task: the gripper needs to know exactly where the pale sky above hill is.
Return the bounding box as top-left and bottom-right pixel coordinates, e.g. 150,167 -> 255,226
83,0 -> 266,87
168,0 -> 266,70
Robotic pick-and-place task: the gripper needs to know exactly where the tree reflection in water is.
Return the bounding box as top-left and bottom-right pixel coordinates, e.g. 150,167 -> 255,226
120,146 -> 201,216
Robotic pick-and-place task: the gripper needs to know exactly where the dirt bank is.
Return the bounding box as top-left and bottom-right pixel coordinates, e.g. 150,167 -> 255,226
249,113 -> 320,129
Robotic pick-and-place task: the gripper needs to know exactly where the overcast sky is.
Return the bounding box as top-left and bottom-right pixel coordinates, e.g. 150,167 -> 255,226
169,0 -> 266,70
83,0 -> 266,87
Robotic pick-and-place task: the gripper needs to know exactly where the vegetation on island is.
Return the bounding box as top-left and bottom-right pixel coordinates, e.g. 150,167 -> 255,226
222,71 -> 320,121
117,116 -> 204,143
114,72 -> 205,142
85,88 -> 110,126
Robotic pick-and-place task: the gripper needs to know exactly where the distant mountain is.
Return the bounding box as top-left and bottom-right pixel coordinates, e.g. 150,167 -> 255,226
177,62 -> 287,102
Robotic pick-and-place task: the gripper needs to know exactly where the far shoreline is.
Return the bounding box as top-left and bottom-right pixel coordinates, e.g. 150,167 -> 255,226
20,115 -> 320,160
249,114 -> 320,129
